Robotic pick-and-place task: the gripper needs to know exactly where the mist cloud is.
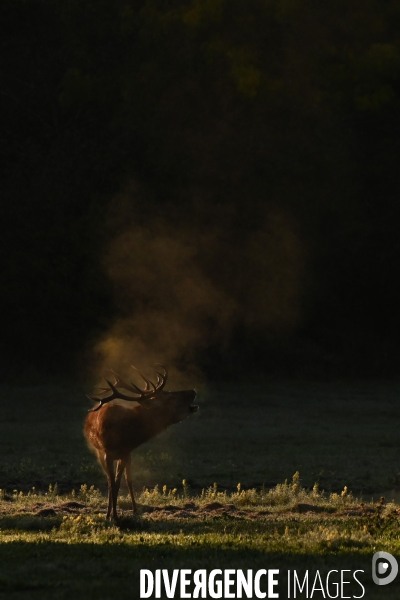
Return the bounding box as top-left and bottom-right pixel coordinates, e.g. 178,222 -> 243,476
92,191 -> 305,383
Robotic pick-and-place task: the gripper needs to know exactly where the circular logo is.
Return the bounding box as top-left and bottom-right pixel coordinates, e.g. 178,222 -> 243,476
372,552 -> 398,585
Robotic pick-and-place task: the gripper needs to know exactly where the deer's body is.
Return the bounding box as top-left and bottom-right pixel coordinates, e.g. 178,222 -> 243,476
84,365 -> 197,520
85,403 -> 165,459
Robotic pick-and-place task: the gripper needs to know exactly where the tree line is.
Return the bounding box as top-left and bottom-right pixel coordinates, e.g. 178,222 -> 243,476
2,0 -> 400,377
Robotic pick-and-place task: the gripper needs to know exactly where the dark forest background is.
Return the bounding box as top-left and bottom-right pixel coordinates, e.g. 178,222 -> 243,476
2,0 -> 400,380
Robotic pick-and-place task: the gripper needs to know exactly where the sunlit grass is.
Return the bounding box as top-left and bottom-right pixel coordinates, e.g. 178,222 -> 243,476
0,472 -> 360,514
2,476 -> 400,599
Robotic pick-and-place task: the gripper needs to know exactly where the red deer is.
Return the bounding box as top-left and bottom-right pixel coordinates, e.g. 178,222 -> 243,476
84,364 -> 198,520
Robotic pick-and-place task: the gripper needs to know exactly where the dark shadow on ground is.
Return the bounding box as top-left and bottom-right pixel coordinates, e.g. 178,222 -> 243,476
0,540 -> 396,600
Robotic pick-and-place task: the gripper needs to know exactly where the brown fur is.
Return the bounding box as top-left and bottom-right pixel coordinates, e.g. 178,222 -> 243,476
84,389 -> 197,520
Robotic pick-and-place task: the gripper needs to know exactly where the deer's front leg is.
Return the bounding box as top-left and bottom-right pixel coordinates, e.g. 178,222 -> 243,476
115,456 -> 129,511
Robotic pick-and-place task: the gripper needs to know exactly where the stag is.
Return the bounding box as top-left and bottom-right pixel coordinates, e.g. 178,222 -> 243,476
84,364 -> 198,520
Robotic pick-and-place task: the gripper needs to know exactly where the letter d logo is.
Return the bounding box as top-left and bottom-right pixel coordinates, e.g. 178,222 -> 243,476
372,552 -> 398,585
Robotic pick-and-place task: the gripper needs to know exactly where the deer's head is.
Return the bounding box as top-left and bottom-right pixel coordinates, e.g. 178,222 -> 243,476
88,364 -> 198,422
141,388 -> 198,423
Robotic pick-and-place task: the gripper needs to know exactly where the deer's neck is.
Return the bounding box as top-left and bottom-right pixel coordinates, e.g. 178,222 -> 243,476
131,407 -> 173,444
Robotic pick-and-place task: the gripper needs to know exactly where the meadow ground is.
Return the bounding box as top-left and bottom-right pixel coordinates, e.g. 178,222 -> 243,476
1,380 -> 400,598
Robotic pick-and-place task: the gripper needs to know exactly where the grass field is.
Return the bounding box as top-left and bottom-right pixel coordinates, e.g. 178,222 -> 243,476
1,379 -> 400,598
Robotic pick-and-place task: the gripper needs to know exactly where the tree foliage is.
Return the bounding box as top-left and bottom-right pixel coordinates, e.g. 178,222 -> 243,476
2,0 -> 400,375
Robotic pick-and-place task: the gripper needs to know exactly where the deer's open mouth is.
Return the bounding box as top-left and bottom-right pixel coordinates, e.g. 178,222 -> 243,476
190,405 -> 199,413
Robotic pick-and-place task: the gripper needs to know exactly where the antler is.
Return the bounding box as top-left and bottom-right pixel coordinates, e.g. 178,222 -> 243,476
88,365 -> 168,412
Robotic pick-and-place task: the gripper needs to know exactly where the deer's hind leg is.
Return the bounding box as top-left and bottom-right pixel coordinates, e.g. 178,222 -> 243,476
124,454 -> 137,514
